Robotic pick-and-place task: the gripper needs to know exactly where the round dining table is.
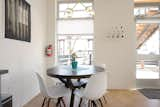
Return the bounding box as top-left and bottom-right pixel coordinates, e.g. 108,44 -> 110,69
47,65 -> 104,107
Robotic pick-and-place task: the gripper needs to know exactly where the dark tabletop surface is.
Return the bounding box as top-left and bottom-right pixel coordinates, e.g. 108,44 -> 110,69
0,70 -> 8,75
0,94 -> 12,102
47,65 -> 104,79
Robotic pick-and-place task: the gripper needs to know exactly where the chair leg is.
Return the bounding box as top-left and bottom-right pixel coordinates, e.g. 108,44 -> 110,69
79,97 -> 82,107
88,100 -> 91,107
103,96 -> 107,103
92,101 -> 97,107
41,97 -> 46,107
60,97 -> 66,107
95,100 -> 100,107
91,101 -> 93,107
47,98 -> 51,107
95,101 -> 98,107
98,99 -> 103,107
56,98 -> 61,107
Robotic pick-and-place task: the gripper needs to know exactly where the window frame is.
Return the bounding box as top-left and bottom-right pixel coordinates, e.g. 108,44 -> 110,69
57,0 -> 94,20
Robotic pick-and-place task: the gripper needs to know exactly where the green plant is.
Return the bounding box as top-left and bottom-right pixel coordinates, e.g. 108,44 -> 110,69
71,52 -> 77,61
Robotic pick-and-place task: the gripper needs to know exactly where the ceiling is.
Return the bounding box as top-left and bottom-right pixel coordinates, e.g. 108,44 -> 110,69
135,0 -> 160,3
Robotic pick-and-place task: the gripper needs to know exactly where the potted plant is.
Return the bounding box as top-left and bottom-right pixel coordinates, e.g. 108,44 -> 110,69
71,52 -> 78,70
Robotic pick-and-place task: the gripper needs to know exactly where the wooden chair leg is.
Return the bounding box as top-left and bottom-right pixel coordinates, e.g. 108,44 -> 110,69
42,97 -> 46,107
79,97 -> 83,107
47,98 -> 51,107
98,99 -> 103,107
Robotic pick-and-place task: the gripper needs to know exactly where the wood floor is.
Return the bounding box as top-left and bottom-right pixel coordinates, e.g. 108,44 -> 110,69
24,90 -> 160,107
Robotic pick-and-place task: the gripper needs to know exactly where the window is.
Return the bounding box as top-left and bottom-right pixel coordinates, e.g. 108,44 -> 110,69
58,2 -> 94,19
135,6 -> 160,79
136,26 -> 160,79
57,1 -> 94,65
134,7 -> 159,17
136,60 -> 159,79
137,28 -> 160,55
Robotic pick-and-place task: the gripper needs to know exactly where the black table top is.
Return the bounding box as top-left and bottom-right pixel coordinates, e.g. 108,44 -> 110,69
0,94 -> 12,102
0,70 -> 8,75
47,65 -> 102,79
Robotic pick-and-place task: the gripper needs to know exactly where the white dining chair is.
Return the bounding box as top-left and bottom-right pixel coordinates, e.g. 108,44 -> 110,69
78,64 -> 107,88
35,72 -> 70,107
74,71 -> 108,107
94,64 -> 106,70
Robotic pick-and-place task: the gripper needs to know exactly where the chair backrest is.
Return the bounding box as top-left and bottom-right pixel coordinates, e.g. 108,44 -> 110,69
35,72 -> 49,97
83,71 -> 107,100
94,64 -> 106,72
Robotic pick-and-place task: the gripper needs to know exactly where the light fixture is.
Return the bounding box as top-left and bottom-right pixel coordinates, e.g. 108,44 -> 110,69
64,8 -> 73,18
85,6 -> 95,16
64,0 -> 95,18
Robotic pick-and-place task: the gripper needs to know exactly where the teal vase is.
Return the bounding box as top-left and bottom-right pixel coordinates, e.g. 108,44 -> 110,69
71,61 -> 78,70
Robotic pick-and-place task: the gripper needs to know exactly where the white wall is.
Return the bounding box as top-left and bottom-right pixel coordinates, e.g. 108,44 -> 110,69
45,0 -> 58,86
0,0 -> 48,106
46,0 -> 56,69
94,0 -> 136,89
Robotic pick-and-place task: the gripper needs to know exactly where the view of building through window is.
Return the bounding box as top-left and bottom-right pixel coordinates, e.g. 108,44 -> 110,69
135,6 -> 160,79
57,1 -> 94,65
136,28 -> 160,79
137,28 -> 160,55
134,7 -> 159,17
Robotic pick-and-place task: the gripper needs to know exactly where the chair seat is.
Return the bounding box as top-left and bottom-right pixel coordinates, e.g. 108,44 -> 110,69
74,72 -> 108,100
47,85 -> 70,98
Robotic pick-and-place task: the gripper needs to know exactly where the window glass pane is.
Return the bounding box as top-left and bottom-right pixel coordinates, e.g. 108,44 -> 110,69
136,60 -> 159,79
135,6 -> 160,79
58,35 -> 94,65
58,2 -> 94,18
73,3 -> 85,10
57,1 -> 94,65
137,29 -> 160,55
134,7 -> 159,16
72,11 -> 92,18
57,20 -> 94,34
59,11 -> 92,18
59,4 -> 69,11
73,3 -> 92,11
